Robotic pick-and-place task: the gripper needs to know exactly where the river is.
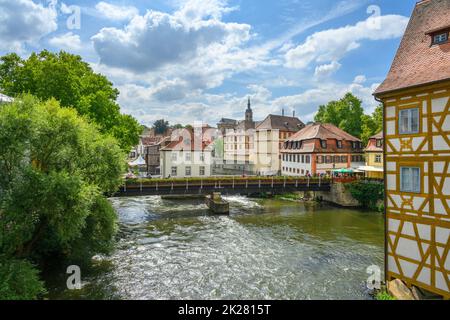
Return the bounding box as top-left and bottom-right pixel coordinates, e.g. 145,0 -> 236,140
46,196 -> 384,300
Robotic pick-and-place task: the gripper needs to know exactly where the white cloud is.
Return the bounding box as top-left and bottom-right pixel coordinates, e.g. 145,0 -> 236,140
49,32 -> 82,51
272,78 -> 381,122
0,0 -> 57,51
92,0 -> 251,73
95,1 -> 139,21
314,61 -> 341,78
285,14 -> 409,69
353,75 -> 367,84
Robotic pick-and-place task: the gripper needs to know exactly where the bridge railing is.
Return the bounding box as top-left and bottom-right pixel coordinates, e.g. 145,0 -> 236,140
123,176 -> 331,190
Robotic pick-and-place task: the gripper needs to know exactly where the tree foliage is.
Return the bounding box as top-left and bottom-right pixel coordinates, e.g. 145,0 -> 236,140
0,50 -> 141,151
346,181 -> 384,211
361,105 -> 383,145
315,93 -> 383,145
0,95 -> 125,299
153,119 -> 169,135
0,256 -> 46,300
314,93 -> 365,138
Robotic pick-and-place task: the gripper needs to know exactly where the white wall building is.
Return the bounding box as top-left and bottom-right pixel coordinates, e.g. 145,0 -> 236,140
160,127 -> 215,178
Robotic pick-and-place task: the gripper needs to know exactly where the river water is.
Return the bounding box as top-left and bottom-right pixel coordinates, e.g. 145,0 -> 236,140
46,196 -> 384,300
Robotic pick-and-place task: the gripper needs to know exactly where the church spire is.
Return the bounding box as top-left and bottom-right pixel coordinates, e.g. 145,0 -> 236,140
245,96 -> 253,122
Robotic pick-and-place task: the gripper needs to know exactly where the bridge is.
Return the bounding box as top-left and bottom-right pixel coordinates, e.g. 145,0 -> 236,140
114,176 -> 331,197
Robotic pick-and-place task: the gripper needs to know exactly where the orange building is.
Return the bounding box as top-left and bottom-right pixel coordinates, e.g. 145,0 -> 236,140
281,122 -> 364,176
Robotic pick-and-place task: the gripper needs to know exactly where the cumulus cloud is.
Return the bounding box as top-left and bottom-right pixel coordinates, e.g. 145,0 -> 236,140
272,78 -> 381,122
0,0 -> 58,51
314,61 -> 341,78
95,1 -> 139,21
92,0 -> 251,73
49,32 -> 82,51
285,14 -> 409,69
353,75 -> 367,84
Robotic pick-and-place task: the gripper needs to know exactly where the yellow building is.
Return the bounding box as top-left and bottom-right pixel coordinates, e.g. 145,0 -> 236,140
251,114 -> 304,175
359,132 -> 384,179
374,0 -> 450,299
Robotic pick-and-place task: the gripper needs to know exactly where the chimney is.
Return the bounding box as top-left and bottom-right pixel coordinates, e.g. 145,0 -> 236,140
282,108 -> 285,117
293,110 -> 295,118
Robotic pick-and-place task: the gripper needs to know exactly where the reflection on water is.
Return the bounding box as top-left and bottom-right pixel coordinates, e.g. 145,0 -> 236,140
46,196 -> 384,300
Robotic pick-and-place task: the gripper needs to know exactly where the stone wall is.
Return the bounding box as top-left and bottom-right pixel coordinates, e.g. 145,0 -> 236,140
316,182 -> 360,207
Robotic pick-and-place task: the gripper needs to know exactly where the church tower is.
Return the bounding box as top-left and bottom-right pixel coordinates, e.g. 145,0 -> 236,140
245,97 -> 253,123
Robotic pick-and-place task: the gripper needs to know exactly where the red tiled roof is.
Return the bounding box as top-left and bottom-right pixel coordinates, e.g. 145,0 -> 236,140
256,114 -> 305,132
288,123 -> 361,142
160,127 -> 215,152
365,131 -> 383,152
374,0 -> 450,96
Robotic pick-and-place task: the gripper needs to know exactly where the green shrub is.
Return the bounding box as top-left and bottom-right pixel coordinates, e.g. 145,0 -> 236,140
0,257 -> 46,300
346,181 -> 384,211
375,290 -> 396,300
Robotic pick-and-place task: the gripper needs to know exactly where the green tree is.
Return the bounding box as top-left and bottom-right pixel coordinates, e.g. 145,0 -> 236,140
153,119 -> 169,135
0,256 -> 46,300
314,93 -> 365,138
361,105 -> 383,145
172,124 -> 184,129
0,50 -> 141,151
0,95 -> 125,299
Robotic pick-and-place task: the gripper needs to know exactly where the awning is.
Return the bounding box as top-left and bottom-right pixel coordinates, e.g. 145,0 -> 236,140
128,155 -> 146,167
332,168 -> 354,173
357,166 -> 384,172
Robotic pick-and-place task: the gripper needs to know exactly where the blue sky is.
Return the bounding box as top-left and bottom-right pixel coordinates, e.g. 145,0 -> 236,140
0,0 -> 416,126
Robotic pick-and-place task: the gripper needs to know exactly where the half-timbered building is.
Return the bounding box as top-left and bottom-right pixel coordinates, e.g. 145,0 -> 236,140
374,0 -> 450,298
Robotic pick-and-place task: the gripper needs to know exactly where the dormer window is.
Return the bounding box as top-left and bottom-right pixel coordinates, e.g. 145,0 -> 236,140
433,32 -> 448,45
376,139 -> 383,148
321,140 -> 327,149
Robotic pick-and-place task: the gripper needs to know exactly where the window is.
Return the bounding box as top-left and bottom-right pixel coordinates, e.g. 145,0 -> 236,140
376,139 -> 383,148
171,152 -> 177,161
337,140 -> 342,148
399,108 -> 419,134
185,166 -> 191,176
200,166 -> 205,176
185,152 -> 191,161
171,167 -> 177,176
321,140 -> 327,148
305,155 -> 310,164
433,32 -> 448,45
200,153 -> 205,162
375,155 -> 382,163
400,167 -> 421,193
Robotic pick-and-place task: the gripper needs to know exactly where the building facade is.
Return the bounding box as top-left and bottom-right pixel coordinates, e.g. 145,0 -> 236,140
144,137 -> 170,175
374,0 -> 450,298
223,98 -> 257,173
251,113 -> 304,175
281,123 -> 364,176
160,127 -> 215,178
359,132 -> 384,179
